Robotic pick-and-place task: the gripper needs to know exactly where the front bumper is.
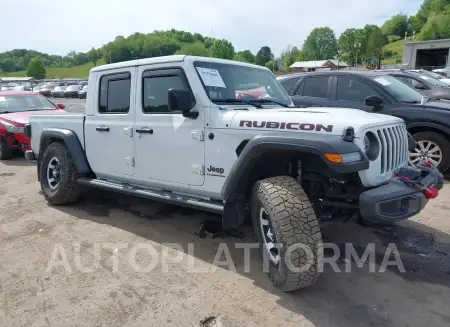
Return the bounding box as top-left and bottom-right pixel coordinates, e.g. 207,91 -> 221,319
24,150 -> 37,163
359,163 -> 443,223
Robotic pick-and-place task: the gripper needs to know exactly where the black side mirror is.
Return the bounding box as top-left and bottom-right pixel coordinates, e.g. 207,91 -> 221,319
364,95 -> 383,111
414,83 -> 427,90
168,89 -> 198,118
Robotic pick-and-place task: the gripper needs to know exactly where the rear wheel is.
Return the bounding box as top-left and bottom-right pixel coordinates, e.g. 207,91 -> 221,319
39,142 -> 81,204
251,176 -> 323,291
410,131 -> 450,172
0,137 -> 13,160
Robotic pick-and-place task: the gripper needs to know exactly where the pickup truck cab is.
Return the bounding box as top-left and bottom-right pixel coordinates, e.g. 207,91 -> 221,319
25,56 -> 443,291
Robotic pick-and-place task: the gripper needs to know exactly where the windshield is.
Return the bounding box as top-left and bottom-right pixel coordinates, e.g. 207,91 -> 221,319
371,75 -> 423,103
42,84 -> 56,90
54,86 -> 66,91
193,61 -> 292,107
0,94 -> 57,113
416,74 -> 449,87
66,85 -> 81,91
412,70 -> 445,80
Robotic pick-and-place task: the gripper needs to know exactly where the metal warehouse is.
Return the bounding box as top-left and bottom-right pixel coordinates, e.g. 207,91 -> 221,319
403,38 -> 450,70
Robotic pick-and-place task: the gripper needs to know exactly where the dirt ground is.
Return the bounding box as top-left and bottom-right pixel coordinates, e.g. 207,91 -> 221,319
0,158 -> 449,327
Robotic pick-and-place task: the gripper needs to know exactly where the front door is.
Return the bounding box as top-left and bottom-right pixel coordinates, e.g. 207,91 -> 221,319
134,66 -> 205,186
84,68 -> 136,178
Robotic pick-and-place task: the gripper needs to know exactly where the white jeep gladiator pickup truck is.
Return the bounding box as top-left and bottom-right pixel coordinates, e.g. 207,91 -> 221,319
24,55 -> 443,291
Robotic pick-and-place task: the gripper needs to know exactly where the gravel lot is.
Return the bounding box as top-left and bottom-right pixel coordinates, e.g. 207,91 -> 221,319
0,98 -> 449,326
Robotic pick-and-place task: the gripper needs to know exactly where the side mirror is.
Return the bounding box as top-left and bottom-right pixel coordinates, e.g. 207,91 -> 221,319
364,95 -> 383,111
168,89 -> 198,118
56,103 -> 65,109
414,82 -> 427,90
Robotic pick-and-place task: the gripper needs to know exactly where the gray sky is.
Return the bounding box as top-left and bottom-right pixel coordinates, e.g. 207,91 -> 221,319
2,0 -> 423,56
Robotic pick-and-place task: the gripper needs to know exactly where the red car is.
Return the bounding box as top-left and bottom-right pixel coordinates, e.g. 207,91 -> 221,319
0,91 -> 66,160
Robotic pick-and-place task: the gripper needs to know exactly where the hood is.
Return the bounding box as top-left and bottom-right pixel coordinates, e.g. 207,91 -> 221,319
230,107 -> 404,137
413,99 -> 450,111
440,78 -> 450,85
0,109 -> 66,125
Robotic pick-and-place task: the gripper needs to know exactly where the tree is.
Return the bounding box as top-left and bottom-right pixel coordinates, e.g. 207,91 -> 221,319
280,46 -> 304,71
302,27 -> 338,60
418,12 -> 450,40
338,28 -> 365,66
26,57 -> 46,79
0,58 -> 15,73
234,50 -> 255,63
265,60 -> 278,72
381,14 -> 408,37
211,39 -> 234,59
87,48 -> 101,66
175,42 -> 210,56
363,25 -> 387,65
255,46 -> 273,66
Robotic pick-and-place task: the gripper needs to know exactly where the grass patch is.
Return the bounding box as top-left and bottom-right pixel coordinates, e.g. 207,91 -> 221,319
0,59 -> 105,79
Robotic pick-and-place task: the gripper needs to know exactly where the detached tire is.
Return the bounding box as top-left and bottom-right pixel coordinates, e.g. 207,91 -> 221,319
251,176 -> 322,291
0,137 -> 13,160
39,142 -> 81,204
411,131 -> 450,172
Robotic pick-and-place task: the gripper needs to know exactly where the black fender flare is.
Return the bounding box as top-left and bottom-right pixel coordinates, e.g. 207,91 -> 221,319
407,122 -> 450,136
39,129 -> 92,174
221,135 -> 368,201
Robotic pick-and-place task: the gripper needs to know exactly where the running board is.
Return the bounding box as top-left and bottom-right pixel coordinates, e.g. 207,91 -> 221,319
77,178 -> 224,214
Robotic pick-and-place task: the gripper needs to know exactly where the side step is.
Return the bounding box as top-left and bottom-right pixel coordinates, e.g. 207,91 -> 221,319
77,177 -> 224,214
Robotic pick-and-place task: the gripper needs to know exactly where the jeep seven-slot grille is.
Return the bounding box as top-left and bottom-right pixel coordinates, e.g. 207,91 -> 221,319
376,124 -> 408,174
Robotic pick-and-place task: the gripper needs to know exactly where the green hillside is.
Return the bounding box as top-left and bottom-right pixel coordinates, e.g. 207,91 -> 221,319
382,39 -> 404,64
0,59 -> 105,78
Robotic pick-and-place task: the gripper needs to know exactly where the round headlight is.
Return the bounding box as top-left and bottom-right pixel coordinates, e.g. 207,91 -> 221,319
364,131 -> 380,161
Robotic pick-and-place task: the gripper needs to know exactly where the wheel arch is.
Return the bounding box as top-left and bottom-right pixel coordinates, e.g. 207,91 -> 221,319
407,122 -> 450,139
39,129 -> 92,175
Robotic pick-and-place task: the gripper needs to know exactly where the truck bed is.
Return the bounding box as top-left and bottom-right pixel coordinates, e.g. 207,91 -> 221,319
29,114 -> 85,156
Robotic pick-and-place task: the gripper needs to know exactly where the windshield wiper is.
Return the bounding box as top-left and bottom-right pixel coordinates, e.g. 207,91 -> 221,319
0,111 -> 11,113
402,100 -> 420,104
214,98 -> 262,108
248,98 -> 290,108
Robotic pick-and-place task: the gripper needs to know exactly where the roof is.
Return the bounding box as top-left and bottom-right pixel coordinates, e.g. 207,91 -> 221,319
289,59 -> 348,69
277,70 -> 384,81
0,91 -> 38,96
0,77 -> 35,82
91,55 -> 268,73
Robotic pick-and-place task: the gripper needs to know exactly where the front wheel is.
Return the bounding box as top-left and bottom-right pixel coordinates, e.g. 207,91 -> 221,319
39,142 -> 81,204
251,176 -> 323,291
0,136 -> 13,160
410,131 -> 450,172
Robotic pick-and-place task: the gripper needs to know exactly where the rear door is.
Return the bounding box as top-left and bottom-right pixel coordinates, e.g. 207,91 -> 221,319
84,68 -> 136,178
290,75 -> 334,107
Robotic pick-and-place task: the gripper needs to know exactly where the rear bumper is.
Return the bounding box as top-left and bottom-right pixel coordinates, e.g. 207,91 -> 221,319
359,164 -> 443,223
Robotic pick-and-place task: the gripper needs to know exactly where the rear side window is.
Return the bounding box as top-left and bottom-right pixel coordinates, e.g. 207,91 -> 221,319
279,77 -> 299,94
302,77 -> 328,98
99,72 -> 131,114
336,77 -> 379,103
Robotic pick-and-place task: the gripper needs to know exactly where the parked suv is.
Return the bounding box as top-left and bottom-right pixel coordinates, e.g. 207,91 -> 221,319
24,56 -> 442,291
278,71 -> 450,172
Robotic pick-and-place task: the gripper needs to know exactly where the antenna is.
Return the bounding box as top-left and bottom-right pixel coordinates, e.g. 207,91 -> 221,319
209,27 -> 213,115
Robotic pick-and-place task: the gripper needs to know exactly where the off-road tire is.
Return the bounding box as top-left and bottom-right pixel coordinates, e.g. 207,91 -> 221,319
39,142 -> 81,204
251,176 -> 323,291
412,131 -> 450,172
0,136 -> 13,160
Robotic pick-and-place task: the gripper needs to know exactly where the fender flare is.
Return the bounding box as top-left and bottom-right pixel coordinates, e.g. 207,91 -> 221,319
221,135 -> 368,201
407,122 -> 450,136
39,129 -> 92,174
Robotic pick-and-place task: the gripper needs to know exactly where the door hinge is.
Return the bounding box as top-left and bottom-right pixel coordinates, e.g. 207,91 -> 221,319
192,164 -> 205,175
125,157 -> 135,166
191,130 -> 204,141
124,127 -> 133,137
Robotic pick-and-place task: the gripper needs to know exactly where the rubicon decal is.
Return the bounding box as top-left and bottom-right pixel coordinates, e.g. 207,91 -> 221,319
207,165 -> 225,178
239,120 -> 333,132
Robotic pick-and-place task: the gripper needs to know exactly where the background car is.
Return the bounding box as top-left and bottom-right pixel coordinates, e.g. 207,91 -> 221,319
78,85 -> 88,99
433,68 -> 450,77
51,86 -> 67,98
374,70 -> 450,100
39,83 -> 56,97
79,81 -> 88,87
409,69 -> 450,85
0,91 -> 66,159
278,71 -> 450,172
63,84 -> 82,98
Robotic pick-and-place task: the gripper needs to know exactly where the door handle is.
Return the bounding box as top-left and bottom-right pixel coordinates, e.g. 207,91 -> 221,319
96,126 -> 110,132
136,127 -> 153,134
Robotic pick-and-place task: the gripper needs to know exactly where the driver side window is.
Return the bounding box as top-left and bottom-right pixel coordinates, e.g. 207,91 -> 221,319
337,77 -> 380,103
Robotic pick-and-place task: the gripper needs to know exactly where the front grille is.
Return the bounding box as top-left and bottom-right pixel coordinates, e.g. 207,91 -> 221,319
376,124 -> 408,174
